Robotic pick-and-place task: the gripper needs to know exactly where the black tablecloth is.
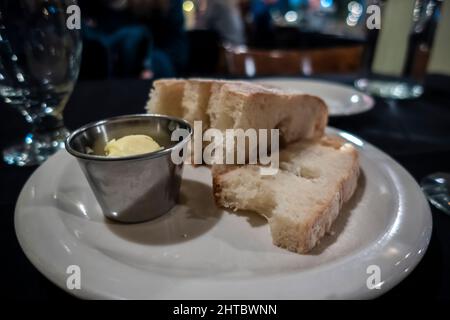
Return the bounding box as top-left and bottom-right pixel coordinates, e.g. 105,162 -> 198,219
1,77 -> 450,300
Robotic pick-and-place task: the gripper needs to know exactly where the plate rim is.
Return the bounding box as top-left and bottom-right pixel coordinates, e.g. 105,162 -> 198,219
253,77 -> 375,116
14,127 -> 432,300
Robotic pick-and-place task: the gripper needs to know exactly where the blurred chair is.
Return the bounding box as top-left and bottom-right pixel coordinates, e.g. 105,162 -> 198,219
222,45 -> 364,77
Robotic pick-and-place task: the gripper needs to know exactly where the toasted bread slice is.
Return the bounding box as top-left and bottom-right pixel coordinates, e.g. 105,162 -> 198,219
212,136 -> 359,254
146,79 -> 328,144
146,79 -> 185,117
207,82 -> 328,144
147,78 -> 232,125
181,79 -> 234,126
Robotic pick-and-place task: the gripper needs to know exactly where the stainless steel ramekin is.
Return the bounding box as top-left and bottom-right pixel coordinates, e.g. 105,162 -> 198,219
65,114 -> 192,223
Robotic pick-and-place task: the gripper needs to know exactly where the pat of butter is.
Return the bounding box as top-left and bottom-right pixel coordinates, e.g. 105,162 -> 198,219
105,135 -> 163,157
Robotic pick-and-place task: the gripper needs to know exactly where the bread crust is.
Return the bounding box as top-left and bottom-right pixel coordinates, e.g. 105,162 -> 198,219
208,83 -> 329,143
271,145 -> 359,253
147,78 -> 329,145
212,136 -> 360,254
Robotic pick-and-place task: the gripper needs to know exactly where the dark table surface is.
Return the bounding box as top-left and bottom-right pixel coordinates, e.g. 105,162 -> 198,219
1,77 -> 450,300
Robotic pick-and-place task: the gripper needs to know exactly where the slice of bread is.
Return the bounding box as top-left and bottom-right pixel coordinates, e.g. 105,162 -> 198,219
146,79 -> 185,117
147,79 -> 248,164
154,79 -> 233,164
207,82 -> 328,144
147,78 -> 232,125
181,79 -> 233,127
212,135 -> 359,254
146,79 -> 328,145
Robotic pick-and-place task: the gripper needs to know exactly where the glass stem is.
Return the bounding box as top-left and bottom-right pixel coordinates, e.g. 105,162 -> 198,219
27,113 -> 69,150
32,113 -> 65,135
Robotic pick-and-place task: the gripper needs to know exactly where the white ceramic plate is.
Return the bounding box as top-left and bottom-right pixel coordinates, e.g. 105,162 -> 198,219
15,128 -> 431,299
255,78 -> 375,116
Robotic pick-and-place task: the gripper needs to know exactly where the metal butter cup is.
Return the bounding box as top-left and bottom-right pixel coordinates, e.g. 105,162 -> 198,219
65,114 -> 192,223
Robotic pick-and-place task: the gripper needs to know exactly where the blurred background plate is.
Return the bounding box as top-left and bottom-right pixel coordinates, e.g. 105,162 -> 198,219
255,78 -> 375,116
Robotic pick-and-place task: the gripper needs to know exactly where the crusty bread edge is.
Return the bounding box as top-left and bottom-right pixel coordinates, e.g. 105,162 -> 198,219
270,145 -> 359,253
211,137 -> 360,254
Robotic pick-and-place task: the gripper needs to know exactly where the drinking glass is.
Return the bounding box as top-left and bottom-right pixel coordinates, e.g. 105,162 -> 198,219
421,173 -> 450,215
355,0 -> 438,99
0,0 -> 82,166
